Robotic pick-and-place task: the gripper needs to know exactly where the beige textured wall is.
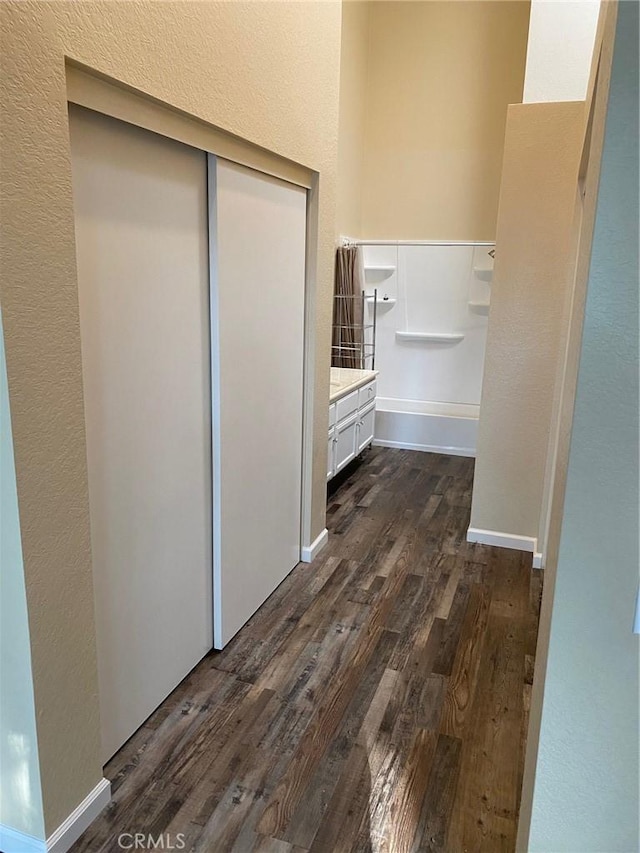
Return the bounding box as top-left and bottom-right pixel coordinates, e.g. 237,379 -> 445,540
336,0 -> 370,237
0,0 -> 341,834
359,0 -> 530,241
469,100 -> 585,540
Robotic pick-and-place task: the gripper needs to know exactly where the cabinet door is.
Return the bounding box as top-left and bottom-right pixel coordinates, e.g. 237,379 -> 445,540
327,429 -> 336,481
358,401 -> 376,453
335,413 -> 358,474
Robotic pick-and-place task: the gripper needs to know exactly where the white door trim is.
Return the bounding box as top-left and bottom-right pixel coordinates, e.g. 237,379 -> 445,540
66,61 -> 313,190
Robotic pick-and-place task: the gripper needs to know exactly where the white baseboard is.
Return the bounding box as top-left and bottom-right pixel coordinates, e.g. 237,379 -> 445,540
467,527 -> 540,556
372,438 -> 475,458
47,778 -> 111,853
300,528 -> 328,563
532,552 -> 544,569
0,825 -> 46,853
0,779 -> 110,853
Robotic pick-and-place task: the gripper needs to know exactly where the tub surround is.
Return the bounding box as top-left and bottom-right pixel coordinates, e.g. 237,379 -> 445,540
374,397 -> 479,458
355,242 -> 492,457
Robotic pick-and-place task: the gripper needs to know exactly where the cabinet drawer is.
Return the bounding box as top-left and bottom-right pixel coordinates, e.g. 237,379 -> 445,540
329,402 -> 337,428
358,380 -> 377,409
336,389 -> 359,423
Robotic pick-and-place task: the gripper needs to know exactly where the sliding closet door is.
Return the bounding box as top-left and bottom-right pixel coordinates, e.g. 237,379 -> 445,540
211,158 -> 306,648
69,106 -> 213,761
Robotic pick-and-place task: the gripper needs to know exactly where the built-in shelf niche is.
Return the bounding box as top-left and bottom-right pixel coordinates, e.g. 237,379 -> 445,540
468,300 -> 490,316
395,331 -> 465,344
364,264 -> 396,294
473,267 -> 493,282
366,296 -> 397,307
364,264 -> 396,276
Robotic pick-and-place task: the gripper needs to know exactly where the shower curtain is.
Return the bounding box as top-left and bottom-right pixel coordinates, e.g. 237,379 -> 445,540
332,245 -> 364,369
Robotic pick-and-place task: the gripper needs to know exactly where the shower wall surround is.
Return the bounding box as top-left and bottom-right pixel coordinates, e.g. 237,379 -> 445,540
361,241 -> 494,456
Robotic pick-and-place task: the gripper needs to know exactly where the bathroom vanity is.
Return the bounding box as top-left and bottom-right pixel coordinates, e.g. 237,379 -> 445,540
328,367 -> 378,480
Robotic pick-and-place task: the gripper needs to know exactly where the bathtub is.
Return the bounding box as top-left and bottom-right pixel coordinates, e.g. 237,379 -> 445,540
373,397 -> 479,457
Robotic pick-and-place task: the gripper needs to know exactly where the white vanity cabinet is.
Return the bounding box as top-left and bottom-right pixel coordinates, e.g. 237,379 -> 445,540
328,369 -> 378,481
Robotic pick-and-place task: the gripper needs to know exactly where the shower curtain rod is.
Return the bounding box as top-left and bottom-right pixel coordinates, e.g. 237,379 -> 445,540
339,237 -> 495,247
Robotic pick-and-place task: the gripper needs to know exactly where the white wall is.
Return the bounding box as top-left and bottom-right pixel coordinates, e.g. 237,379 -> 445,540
523,0 -> 600,103
527,4 -> 639,848
0,311 -> 45,843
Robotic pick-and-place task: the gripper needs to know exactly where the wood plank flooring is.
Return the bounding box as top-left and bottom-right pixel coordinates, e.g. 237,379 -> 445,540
72,447 -> 542,853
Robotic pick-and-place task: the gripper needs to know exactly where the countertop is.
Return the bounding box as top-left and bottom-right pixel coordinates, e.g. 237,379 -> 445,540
330,367 -> 378,403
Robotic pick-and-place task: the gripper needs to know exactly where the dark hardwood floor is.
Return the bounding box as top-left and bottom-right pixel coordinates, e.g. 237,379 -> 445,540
72,447 -> 542,853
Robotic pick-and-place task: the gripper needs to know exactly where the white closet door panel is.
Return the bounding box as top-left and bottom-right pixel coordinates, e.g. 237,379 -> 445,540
212,157 -> 305,648
70,106 -> 213,760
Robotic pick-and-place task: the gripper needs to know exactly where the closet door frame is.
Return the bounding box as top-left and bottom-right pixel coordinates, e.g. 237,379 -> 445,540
65,61 -> 319,584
